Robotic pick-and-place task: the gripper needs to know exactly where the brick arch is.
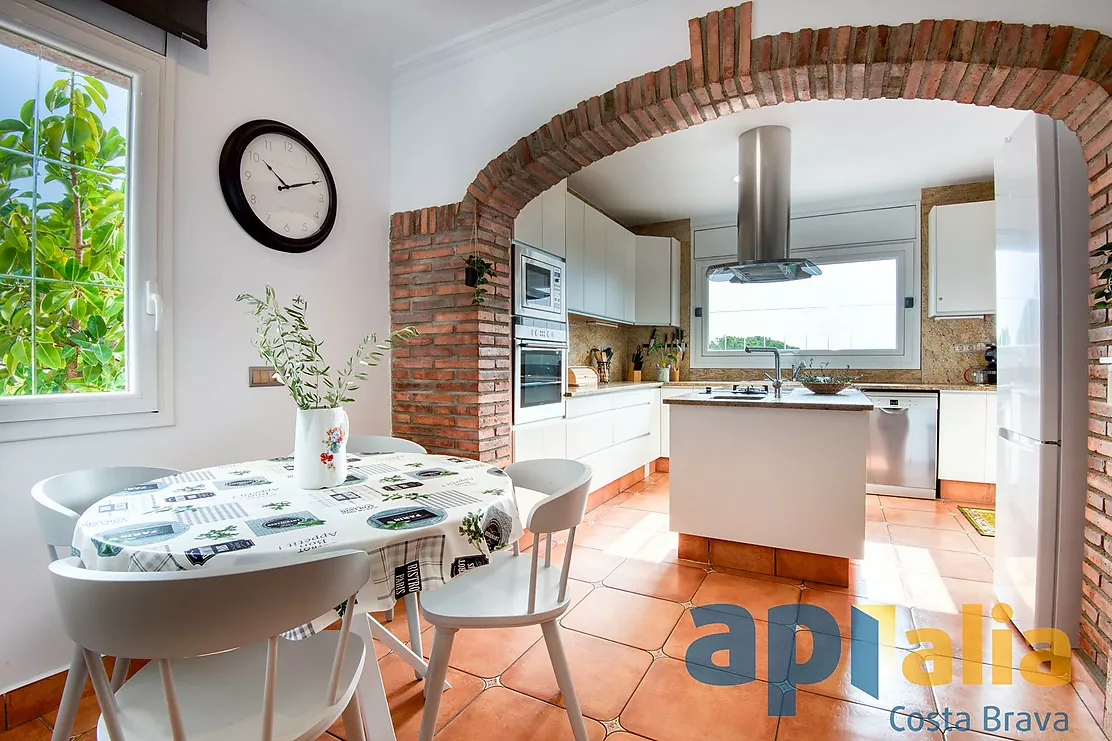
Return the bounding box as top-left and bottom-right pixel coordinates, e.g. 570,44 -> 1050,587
389,2 -> 1112,685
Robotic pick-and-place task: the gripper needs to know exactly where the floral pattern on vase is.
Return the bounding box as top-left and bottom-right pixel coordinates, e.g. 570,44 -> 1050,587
294,407 -> 349,489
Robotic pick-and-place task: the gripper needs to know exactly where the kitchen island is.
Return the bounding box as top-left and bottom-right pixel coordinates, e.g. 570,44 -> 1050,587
663,387 -> 874,586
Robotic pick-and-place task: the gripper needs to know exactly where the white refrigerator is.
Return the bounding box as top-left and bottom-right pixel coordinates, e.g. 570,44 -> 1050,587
993,113 -> 1089,645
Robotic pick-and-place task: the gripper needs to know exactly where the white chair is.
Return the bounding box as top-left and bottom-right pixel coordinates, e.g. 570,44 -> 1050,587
32,466 -> 181,741
348,435 -> 427,677
49,550 -> 372,741
418,459 -> 593,741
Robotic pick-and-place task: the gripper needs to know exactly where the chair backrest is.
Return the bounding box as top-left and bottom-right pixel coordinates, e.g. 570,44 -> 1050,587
347,435 -> 427,455
50,550 -> 371,660
504,459 -> 592,612
32,467 -> 182,559
51,550 -> 372,741
507,459 -> 593,535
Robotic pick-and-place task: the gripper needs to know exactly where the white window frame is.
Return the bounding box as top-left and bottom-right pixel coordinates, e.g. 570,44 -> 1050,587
692,239 -> 921,370
0,0 -> 175,442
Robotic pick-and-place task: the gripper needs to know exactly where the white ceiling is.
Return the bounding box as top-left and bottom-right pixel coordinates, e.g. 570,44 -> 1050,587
568,99 -> 1030,226
239,0 -> 566,69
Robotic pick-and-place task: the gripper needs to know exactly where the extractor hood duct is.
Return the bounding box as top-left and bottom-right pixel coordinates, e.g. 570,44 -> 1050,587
708,126 -> 821,284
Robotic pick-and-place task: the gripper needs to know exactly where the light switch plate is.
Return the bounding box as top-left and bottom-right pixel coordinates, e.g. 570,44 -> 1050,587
955,342 -> 990,354
249,366 -> 282,388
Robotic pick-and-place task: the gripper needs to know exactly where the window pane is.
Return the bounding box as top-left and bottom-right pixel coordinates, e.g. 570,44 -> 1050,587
0,278 -> 32,394
0,151 -> 34,277
34,282 -> 125,395
0,27 -> 131,399
706,258 -> 901,353
34,163 -> 125,285
36,54 -> 130,172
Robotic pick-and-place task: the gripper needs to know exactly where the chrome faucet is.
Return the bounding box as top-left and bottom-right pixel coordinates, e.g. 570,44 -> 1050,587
745,346 -> 783,398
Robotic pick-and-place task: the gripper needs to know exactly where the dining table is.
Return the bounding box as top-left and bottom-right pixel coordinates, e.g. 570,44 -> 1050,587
71,451 -> 526,741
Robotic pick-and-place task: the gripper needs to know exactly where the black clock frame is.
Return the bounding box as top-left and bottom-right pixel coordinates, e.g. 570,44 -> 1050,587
218,119 -> 338,253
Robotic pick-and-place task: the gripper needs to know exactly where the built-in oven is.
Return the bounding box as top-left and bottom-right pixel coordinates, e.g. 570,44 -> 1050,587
513,242 -> 565,322
512,318 -> 567,425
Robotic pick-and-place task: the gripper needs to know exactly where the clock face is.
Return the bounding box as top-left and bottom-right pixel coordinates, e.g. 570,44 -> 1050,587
239,133 -> 331,239
219,120 -> 338,253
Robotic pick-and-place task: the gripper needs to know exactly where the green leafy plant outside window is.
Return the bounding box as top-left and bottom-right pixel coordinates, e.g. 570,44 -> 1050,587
1,37 -> 130,397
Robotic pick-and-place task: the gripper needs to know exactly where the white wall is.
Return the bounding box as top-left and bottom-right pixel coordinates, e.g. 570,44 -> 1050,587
0,0 -> 392,692
390,0 -> 1112,213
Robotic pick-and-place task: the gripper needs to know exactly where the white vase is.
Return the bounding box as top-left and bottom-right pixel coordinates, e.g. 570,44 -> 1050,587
294,407 -> 349,489
658,367 -> 671,382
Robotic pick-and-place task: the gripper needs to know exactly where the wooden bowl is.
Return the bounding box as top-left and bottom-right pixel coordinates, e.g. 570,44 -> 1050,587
800,381 -> 852,395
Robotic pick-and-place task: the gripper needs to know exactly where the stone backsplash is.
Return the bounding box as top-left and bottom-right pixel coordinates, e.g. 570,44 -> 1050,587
569,184 -> 997,387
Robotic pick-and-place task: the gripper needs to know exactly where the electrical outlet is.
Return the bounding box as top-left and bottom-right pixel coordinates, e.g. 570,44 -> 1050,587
249,366 -> 282,388
955,342 -> 990,354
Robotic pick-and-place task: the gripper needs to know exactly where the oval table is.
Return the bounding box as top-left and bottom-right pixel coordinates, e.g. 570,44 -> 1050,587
72,451 -> 525,741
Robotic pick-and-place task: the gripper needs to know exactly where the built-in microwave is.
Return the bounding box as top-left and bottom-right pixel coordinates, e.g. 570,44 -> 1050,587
513,242 -> 565,322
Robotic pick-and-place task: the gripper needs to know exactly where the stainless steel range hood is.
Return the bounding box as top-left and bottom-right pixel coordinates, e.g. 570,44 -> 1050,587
708,126 -> 821,284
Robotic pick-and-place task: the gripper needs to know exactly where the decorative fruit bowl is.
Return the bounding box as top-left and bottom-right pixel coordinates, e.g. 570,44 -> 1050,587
799,380 -> 852,396
794,362 -> 859,396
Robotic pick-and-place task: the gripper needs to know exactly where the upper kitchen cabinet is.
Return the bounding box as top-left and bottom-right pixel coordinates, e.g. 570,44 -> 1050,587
928,200 -> 996,317
635,236 -> 681,326
565,193 -> 586,313
512,179 -> 567,258
605,218 -> 635,322
581,201 -> 609,317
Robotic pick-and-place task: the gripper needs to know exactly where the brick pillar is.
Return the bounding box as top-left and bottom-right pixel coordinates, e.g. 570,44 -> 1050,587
389,199 -> 512,464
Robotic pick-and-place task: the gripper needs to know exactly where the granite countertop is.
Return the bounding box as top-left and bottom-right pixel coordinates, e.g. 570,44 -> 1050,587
662,381 -> 995,393
664,387 -> 875,411
566,381 -> 664,398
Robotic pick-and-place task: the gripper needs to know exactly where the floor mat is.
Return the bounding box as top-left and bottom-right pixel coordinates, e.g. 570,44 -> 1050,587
957,506 -> 995,537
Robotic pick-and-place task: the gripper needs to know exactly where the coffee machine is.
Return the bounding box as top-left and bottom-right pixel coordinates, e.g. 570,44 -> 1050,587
984,343 -> 997,385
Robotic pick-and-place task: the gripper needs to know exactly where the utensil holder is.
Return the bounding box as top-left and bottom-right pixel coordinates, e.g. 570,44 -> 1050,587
631,369 -> 642,383
597,361 -> 611,384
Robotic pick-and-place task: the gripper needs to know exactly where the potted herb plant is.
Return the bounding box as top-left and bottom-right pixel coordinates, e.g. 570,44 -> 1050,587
646,339 -> 678,383
238,286 -> 417,489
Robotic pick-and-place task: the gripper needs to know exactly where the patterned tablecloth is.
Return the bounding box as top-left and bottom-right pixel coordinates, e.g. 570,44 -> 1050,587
72,452 -> 524,633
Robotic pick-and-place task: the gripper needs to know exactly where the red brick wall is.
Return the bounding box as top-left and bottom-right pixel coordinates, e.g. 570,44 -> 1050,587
389,1 -> 1112,686
389,200 -> 513,463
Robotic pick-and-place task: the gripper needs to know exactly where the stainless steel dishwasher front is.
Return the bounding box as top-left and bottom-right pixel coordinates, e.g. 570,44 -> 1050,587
862,391 -> 939,499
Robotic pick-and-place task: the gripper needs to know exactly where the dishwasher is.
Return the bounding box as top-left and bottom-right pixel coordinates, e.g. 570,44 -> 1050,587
862,391 -> 939,499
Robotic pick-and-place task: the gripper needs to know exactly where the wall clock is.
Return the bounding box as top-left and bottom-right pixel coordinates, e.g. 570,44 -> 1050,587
218,119 -> 337,253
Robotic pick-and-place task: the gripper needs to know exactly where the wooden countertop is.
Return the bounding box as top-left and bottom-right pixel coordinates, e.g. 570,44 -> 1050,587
664,387 -> 875,411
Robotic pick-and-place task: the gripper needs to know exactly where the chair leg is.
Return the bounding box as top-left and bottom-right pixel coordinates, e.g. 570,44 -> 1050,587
384,606 -> 395,623
341,693 -> 368,741
418,627 -> 457,741
541,620 -> 590,741
405,593 -> 423,680
51,646 -> 89,741
109,657 -> 131,691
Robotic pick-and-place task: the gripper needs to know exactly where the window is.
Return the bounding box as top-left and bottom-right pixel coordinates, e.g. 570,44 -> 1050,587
693,240 -> 920,369
0,0 -> 171,441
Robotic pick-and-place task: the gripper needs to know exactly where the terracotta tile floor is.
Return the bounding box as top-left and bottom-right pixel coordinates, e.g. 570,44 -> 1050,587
7,473 -> 1108,741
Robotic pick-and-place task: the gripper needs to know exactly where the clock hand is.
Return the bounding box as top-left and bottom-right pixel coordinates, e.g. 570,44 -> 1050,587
279,179 -> 321,191
262,160 -> 289,188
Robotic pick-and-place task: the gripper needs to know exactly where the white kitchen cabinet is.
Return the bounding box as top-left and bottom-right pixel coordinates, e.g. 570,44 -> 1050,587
659,387 -> 691,458
513,179 -> 567,257
512,418 -> 567,462
541,179 -> 567,258
565,194 -> 585,313
938,390 -> 998,484
582,203 -> 608,317
563,388 -> 662,493
984,392 -> 998,485
635,236 -> 681,326
514,195 -> 544,251
929,200 -> 997,317
605,219 -> 635,322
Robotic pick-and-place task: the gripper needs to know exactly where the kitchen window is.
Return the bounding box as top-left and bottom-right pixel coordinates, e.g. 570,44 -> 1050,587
0,0 -> 173,441
692,240 -> 921,370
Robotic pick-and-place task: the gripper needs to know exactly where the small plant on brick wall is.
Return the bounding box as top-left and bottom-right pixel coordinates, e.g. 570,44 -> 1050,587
463,254 -> 497,305
1094,242 -> 1112,309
